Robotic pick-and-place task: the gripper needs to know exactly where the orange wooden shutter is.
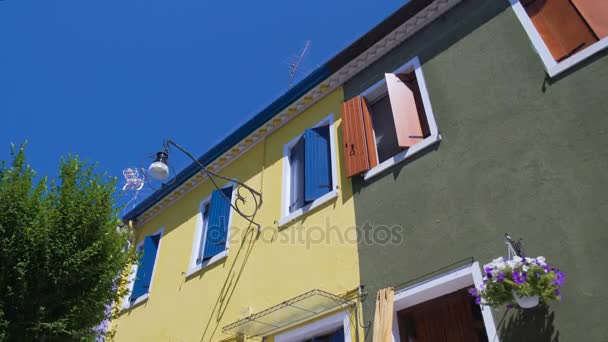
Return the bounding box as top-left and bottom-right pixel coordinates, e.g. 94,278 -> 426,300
385,73 -> 425,148
524,0 -> 597,61
341,96 -> 377,177
571,0 -> 608,39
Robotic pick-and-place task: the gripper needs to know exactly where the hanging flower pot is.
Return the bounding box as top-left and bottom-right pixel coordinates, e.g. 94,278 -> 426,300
469,256 -> 565,309
512,290 -> 539,309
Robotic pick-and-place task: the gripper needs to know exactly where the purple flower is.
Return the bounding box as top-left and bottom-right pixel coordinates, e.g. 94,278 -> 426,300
484,267 -> 493,278
512,269 -> 527,285
468,288 -> 481,304
543,265 -> 551,273
497,272 -> 506,282
553,271 -> 566,286
555,289 -> 560,296
506,303 -> 514,309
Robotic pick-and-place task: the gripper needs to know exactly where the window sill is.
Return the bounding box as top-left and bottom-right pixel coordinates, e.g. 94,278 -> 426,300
363,134 -> 441,181
278,189 -> 338,227
185,250 -> 228,278
546,38 -> 608,77
120,293 -> 149,313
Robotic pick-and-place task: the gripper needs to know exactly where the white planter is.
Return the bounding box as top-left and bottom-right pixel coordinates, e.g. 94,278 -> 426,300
512,290 -> 539,309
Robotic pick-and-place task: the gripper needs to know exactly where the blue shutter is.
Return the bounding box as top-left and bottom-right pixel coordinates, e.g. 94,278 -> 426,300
131,235 -> 159,300
202,187 -> 232,260
304,126 -> 332,202
290,137 -> 305,212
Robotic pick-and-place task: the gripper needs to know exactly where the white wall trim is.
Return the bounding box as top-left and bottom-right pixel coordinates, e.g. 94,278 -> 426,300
390,262 -> 499,342
278,190 -> 339,227
280,113 -> 339,225
361,56 -> 441,181
187,182 -> 235,276
509,0 -> 608,78
121,227 -> 165,310
274,310 -> 351,342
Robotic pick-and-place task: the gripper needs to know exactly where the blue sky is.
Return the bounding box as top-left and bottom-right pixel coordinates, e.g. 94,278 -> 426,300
0,0 -> 403,212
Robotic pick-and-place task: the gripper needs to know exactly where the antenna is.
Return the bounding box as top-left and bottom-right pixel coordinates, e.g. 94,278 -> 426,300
289,40 -> 311,89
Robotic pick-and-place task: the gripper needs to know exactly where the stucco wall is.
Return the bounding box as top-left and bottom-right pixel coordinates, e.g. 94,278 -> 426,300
111,88 -> 362,341
344,0 -> 608,341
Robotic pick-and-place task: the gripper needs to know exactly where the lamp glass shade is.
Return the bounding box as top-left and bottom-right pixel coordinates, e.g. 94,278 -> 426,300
148,161 -> 169,180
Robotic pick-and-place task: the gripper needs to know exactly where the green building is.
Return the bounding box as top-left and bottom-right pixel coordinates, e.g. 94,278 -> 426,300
343,0 -> 608,340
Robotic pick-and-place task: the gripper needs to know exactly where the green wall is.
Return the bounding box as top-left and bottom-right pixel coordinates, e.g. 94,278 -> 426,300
344,0 -> 608,340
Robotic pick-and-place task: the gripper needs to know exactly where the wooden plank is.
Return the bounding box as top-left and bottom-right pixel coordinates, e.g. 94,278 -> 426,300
385,73 -> 425,148
571,0 -> 608,39
341,96 -> 373,177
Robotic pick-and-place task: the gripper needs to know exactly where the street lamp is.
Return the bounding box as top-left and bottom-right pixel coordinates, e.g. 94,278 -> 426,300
148,140 -> 263,230
148,152 -> 170,180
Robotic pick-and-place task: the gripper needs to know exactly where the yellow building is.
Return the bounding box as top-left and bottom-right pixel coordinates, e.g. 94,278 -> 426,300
114,87 -> 363,341
112,0 -> 445,339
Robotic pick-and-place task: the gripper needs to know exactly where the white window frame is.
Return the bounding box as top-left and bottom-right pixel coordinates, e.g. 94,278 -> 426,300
121,227 -> 164,310
186,182 -> 235,277
390,262 -> 499,342
279,113 -> 339,226
509,0 -> 608,78
274,310 -> 351,342
360,57 -> 441,181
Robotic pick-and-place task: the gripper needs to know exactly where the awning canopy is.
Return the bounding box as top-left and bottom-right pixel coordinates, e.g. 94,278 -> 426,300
222,289 -> 355,338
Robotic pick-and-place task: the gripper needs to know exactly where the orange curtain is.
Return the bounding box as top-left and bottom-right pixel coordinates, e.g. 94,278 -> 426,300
372,287 -> 395,342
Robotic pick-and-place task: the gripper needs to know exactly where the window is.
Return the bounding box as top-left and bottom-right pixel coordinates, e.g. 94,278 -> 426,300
274,311 -> 350,342
341,57 -> 439,180
390,263 -> 498,342
123,228 -> 163,308
510,0 -> 608,77
397,289 -> 488,342
188,184 -> 234,275
281,114 -> 338,225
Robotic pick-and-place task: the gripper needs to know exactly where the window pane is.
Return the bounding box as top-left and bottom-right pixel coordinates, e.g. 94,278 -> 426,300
197,203 -> 210,263
290,137 -> 305,212
370,95 -> 403,163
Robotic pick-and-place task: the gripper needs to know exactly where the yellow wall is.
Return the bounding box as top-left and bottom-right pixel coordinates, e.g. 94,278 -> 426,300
112,88 -> 362,341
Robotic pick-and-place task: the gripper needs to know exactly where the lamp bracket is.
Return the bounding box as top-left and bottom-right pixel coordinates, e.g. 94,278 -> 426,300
162,140 -> 263,232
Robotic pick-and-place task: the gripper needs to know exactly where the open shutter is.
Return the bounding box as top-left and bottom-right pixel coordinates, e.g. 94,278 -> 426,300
571,0 -> 608,39
341,96 -> 377,177
304,126 -> 332,202
202,187 -> 232,260
131,235 -> 159,300
524,0 -> 597,61
386,73 -> 425,148
289,137 -> 305,212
